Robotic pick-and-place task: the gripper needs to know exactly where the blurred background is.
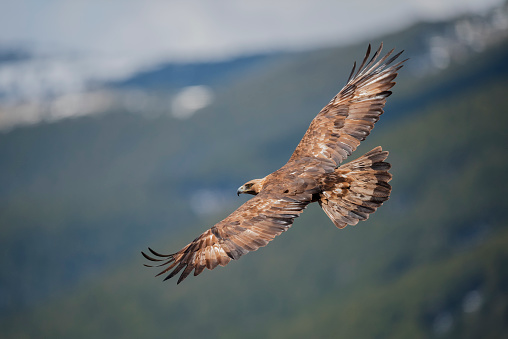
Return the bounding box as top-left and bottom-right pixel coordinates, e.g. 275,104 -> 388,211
1,0 -> 508,337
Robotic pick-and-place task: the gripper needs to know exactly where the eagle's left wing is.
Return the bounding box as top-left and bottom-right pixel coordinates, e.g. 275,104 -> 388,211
142,193 -> 308,284
289,43 -> 405,166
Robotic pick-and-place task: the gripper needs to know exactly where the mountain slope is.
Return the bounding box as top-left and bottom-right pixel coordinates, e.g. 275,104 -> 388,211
1,17 -> 508,316
1,44 -> 507,338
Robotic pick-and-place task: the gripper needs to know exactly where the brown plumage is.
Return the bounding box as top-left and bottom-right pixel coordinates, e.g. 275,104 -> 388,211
142,43 -> 405,284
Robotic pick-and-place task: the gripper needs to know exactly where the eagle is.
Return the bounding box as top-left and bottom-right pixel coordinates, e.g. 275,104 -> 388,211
142,43 -> 405,284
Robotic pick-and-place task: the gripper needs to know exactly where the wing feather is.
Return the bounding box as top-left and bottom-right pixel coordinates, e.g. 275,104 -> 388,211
142,193 -> 308,284
288,43 -> 406,165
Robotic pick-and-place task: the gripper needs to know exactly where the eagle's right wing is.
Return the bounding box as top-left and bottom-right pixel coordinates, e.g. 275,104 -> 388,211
142,193 -> 308,284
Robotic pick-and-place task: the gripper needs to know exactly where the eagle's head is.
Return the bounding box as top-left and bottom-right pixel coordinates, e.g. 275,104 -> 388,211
237,178 -> 265,196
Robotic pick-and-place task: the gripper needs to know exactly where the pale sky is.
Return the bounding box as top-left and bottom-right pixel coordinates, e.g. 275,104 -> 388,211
1,0 -> 504,62
0,0 -> 505,129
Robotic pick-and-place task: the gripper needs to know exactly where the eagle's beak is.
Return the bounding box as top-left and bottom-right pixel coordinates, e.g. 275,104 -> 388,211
237,185 -> 245,196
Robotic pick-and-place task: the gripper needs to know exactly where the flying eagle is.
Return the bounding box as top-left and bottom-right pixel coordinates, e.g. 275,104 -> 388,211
142,43 -> 405,284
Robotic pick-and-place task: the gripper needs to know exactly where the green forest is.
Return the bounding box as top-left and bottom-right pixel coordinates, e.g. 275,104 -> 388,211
1,15 -> 508,338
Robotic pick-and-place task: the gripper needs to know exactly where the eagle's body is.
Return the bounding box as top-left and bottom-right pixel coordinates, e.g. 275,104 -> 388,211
143,44 -> 405,284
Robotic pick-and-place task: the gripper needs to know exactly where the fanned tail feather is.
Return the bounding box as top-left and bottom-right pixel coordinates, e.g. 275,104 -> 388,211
319,146 -> 392,228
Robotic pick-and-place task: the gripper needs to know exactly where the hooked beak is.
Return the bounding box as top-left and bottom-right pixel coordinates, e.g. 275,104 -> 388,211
237,185 -> 244,196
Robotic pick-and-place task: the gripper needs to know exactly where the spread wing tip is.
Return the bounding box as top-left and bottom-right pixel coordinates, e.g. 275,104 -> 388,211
348,42 -> 406,86
142,243 -> 224,284
142,247 -> 187,283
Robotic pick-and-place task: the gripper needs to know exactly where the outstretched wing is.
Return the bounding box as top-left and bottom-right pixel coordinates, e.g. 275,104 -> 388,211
142,193 -> 308,284
289,43 -> 406,166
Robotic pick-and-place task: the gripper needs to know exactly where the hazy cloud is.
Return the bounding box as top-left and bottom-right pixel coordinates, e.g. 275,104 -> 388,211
0,0 -> 503,62
0,0 -> 504,130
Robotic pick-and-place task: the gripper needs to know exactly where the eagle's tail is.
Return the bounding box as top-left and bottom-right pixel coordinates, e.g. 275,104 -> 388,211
318,147 -> 392,229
